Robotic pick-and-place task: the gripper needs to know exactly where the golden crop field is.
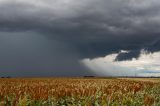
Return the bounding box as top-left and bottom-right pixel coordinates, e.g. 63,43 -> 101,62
0,78 -> 160,106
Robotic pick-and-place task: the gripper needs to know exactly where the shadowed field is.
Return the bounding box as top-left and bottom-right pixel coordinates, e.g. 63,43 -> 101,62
0,78 -> 160,106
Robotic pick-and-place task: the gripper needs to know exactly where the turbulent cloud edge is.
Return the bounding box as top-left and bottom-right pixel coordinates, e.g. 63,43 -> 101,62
81,50 -> 160,77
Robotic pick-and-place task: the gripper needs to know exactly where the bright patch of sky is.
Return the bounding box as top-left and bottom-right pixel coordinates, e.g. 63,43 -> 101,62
81,50 -> 160,77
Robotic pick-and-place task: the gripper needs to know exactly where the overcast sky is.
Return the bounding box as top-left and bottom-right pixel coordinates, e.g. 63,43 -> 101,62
0,0 -> 160,77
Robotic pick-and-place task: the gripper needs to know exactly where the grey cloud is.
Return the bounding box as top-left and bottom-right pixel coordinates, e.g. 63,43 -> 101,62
0,31 -> 92,77
0,0 -> 160,76
115,50 -> 140,61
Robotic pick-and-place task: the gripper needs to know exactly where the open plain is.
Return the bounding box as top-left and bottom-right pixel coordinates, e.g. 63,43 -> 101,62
0,78 -> 160,106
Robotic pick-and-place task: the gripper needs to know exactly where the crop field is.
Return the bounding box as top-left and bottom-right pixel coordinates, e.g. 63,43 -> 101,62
0,78 -> 160,106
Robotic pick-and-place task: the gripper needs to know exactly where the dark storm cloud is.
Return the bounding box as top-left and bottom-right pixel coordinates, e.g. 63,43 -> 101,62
115,50 -> 141,61
0,0 -> 160,76
0,31 -> 92,77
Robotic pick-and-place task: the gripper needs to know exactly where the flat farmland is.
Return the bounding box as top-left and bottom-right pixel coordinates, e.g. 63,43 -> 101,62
0,78 -> 160,106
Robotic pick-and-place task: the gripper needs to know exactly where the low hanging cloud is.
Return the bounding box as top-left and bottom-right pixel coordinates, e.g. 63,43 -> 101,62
0,0 -> 160,76
1,0 -> 160,59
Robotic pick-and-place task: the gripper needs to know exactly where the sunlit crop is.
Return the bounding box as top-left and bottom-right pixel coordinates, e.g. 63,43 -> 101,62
0,78 -> 160,106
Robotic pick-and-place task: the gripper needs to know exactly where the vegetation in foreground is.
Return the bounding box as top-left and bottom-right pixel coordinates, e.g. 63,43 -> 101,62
0,78 -> 160,106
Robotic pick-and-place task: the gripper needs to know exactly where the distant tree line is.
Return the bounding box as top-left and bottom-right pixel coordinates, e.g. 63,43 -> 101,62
1,76 -> 11,78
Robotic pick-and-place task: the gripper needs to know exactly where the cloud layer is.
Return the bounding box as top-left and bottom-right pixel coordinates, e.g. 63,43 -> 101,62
82,50 -> 160,77
0,0 -> 160,76
1,0 -> 160,58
